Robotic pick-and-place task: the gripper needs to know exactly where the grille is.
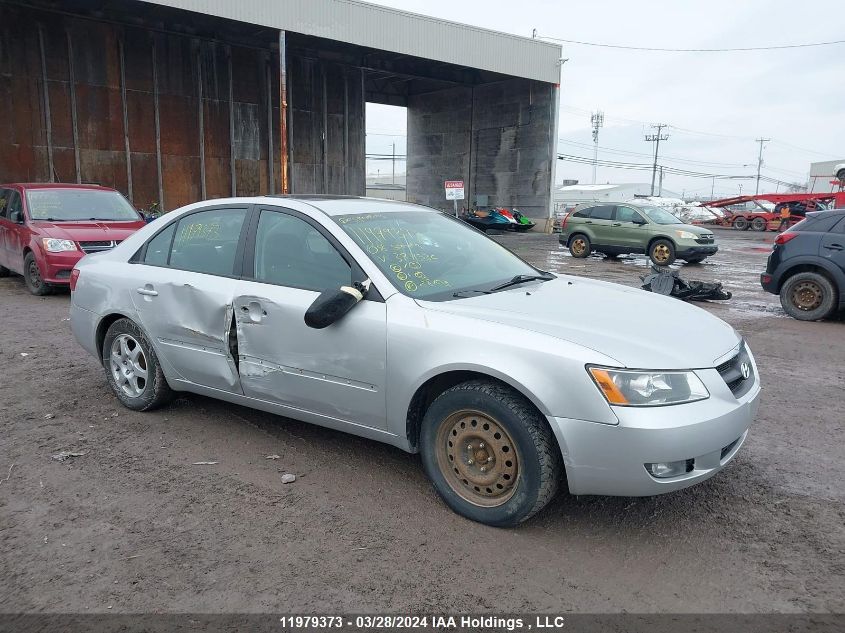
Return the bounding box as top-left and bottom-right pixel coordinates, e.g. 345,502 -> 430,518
696,235 -> 715,244
79,240 -> 120,254
716,343 -> 754,398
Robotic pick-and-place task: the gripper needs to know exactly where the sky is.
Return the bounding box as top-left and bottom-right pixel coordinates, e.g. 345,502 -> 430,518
363,0 -> 844,199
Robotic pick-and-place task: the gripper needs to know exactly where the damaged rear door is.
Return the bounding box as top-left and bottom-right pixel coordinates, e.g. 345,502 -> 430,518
233,207 -> 388,430
130,205 -> 251,393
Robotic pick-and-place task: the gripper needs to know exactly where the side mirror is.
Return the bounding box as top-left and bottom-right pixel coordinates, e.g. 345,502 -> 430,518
633,217 -> 647,225
10,210 -> 23,223
304,280 -> 371,329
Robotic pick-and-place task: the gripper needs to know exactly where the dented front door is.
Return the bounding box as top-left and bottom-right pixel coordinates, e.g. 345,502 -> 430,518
233,282 -> 388,430
130,267 -> 242,393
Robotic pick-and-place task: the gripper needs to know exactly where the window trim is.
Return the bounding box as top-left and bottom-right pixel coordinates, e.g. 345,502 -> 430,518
241,205 -> 384,302
131,203 -> 255,280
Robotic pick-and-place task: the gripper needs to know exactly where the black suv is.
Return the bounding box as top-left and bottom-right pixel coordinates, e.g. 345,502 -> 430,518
760,209 -> 845,320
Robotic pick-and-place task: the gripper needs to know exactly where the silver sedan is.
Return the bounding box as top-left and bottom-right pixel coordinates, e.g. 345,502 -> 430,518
70,196 -> 760,526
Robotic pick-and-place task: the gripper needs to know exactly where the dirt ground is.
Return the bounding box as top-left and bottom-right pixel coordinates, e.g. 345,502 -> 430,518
1,228 -> 843,614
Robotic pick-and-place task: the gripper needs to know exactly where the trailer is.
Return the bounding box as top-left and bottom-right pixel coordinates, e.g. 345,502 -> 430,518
706,191 -> 845,231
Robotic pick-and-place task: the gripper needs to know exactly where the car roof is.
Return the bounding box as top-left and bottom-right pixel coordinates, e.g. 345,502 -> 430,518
807,208 -> 845,218
0,182 -> 120,192
261,195 -> 437,217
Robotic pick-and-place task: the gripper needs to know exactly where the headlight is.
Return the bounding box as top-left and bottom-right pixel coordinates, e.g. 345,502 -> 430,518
588,366 -> 709,406
42,238 -> 78,253
675,230 -> 697,240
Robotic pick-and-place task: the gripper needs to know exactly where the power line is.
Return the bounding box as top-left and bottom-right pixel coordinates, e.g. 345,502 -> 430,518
536,35 -> 845,52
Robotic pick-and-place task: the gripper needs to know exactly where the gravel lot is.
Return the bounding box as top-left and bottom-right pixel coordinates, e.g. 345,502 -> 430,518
1,228 -> 843,614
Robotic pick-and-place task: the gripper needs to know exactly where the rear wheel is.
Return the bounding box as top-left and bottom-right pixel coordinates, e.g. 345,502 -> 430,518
568,234 -> 591,258
420,380 -> 562,527
780,272 -> 838,321
751,217 -> 767,231
102,318 -> 173,411
23,252 -> 52,296
733,216 -> 749,230
649,239 -> 676,266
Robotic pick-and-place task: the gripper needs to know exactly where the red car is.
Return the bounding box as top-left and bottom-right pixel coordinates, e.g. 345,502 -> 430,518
0,183 -> 146,295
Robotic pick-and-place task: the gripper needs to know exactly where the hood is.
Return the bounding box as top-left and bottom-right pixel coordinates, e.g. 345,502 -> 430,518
31,220 -> 146,242
417,276 -> 739,369
676,223 -> 712,236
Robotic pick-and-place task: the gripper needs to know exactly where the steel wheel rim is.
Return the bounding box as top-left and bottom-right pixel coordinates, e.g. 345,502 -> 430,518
791,281 -> 823,311
435,409 -> 520,508
571,238 -> 587,255
653,244 -> 671,263
110,334 -> 148,398
28,260 -> 42,286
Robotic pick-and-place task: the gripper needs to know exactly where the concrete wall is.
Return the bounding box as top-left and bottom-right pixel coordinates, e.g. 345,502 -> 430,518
406,78 -> 555,219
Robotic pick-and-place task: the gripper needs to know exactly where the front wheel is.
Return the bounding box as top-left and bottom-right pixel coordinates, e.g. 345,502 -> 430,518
733,216 -> 749,231
779,272 -> 838,321
23,252 -> 52,295
420,380 -> 562,527
649,239 -> 676,266
102,318 -> 173,411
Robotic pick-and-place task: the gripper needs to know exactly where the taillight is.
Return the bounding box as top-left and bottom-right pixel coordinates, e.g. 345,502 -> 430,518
562,211 -> 572,230
774,232 -> 798,246
70,268 -> 80,291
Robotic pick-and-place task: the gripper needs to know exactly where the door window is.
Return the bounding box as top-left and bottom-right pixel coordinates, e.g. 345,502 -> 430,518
167,208 -> 247,276
590,205 -> 614,220
0,189 -> 9,219
252,210 -> 351,291
572,207 -> 593,218
615,206 -> 644,223
7,192 -> 23,222
143,223 -> 177,266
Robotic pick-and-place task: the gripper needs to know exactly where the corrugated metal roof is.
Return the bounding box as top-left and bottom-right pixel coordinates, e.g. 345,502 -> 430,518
136,0 -> 562,84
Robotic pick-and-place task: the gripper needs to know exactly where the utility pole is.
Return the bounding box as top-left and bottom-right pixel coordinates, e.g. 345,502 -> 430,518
645,124 -> 669,196
658,166 -> 664,196
391,142 -> 396,185
755,137 -> 770,195
590,111 -> 604,184
711,176 -> 715,200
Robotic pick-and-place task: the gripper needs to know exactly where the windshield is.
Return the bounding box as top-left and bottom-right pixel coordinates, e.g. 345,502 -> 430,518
639,206 -> 682,225
26,189 -> 141,222
336,211 -> 540,300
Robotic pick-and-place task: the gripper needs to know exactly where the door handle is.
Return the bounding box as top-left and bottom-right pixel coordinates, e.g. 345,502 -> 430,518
136,287 -> 158,297
824,243 -> 843,251
585,220 -> 593,224
612,222 -> 621,226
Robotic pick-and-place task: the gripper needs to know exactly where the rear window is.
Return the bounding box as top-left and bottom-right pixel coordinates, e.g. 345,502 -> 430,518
572,208 -> 592,218
793,214 -> 845,233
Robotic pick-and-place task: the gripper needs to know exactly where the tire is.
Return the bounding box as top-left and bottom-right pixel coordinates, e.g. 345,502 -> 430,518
23,252 -> 52,296
102,318 -> 173,411
751,217 -> 767,232
733,216 -> 749,231
420,380 -> 562,527
602,252 -> 620,259
649,239 -> 676,266
568,234 -> 591,258
779,272 -> 838,321
0,265 -> 9,278
836,168 -> 845,182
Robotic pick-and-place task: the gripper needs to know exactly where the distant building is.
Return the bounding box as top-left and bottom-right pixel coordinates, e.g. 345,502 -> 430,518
366,175 -> 406,201
554,183 -> 680,210
807,160 -> 845,193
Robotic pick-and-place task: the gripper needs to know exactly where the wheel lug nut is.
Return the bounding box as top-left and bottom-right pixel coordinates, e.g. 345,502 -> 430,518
480,466 -> 486,472
487,456 -> 493,463
467,444 -> 473,451
467,459 -> 474,465
479,442 -> 485,448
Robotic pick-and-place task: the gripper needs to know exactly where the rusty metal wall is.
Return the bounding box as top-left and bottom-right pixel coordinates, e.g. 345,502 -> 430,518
0,3 -> 290,211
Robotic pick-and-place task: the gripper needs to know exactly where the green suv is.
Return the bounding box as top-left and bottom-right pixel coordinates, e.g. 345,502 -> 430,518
559,203 -> 718,266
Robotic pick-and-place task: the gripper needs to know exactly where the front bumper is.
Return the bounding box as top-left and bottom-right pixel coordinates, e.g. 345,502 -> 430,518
676,244 -> 718,259
41,250 -> 85,284
548,368 -> 760,496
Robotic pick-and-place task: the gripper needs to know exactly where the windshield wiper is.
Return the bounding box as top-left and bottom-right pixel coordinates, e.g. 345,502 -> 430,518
452,289 -> 493,298
488,273 -> 555,293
